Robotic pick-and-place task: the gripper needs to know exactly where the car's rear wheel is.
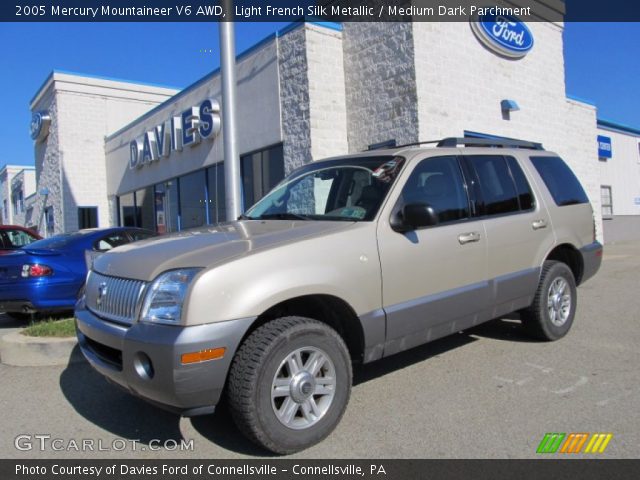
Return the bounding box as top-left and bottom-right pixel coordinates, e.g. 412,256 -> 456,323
227,316 -> 352,454
521,261 -> 577,341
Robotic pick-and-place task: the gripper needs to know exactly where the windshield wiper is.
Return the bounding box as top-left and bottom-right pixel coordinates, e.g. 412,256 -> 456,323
255,213 -> 311,221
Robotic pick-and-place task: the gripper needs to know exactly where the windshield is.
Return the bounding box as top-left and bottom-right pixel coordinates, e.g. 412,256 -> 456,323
244,156 -> 405,221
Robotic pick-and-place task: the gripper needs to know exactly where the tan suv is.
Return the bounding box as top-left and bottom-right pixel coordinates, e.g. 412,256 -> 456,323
76,137 -> 602,454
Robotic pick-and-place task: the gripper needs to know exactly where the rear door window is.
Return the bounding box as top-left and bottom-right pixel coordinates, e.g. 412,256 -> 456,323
530,156 -> 589,206
466,155 -> 520,216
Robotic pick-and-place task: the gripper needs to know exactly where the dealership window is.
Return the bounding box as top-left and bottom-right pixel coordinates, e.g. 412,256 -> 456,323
154,181 -> 179,233
45,207 -> 54,236
135,187 -> 155,231
601,186 -> 613,218
119,192 -> 136,227
207,163 -> 226,224
78,207 -> 98,229
117,144 -> 283,232
241,144 -> 285,209
12,190 -> 24,215
179,170 -> 207,229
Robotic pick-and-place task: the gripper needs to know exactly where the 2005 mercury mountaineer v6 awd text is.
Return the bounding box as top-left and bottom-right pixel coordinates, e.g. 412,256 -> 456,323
76,137 -> 602,454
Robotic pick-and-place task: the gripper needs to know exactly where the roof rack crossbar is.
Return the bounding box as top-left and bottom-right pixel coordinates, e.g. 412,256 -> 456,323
379,139 -> 443,150
436,137 -> 544,150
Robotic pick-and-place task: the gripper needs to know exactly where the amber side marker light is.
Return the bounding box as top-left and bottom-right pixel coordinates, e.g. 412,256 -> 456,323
181,348 -> 226,365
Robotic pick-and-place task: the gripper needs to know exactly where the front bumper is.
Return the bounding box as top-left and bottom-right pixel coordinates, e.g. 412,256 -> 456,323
579,241 -> 603,285
75,305 -> 255,416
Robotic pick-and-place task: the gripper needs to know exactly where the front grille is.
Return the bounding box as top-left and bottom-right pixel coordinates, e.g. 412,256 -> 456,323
85,271 -> 146,325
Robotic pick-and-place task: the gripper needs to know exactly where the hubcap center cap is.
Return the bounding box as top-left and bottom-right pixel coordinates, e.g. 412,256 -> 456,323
290,371 -> 316,403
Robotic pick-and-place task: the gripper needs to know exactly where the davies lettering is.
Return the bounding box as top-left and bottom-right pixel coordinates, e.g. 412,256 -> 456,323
470,13 -> 534,59
129,98 -> 221,170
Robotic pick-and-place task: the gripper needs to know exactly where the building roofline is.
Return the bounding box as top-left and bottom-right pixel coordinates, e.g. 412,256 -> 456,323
0,164 -> 35,175
566,94 -> 597,108
597,118 -> 640,137
30,69 -> 182,108
105,21 -> 341,141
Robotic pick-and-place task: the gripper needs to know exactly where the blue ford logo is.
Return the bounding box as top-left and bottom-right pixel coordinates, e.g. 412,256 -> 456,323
471,13 -> 534,59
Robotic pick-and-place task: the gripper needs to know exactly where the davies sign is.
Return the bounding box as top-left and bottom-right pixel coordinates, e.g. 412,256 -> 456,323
129,98 -> 221,170
470,13 -> 534,59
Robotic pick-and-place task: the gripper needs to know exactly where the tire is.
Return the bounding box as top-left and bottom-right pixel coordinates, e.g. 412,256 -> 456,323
227,316 -> 352,454
5,312 -> 33,322
521,261 -> 577,341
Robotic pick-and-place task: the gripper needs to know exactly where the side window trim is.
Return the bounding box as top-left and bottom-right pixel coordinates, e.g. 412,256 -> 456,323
504,155 -> 536,213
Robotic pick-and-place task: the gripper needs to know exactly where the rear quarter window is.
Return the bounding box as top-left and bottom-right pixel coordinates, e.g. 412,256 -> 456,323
530,156 -> 589,206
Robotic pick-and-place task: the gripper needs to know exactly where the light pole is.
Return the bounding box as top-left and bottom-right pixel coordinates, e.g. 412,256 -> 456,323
219,0 -> 243,221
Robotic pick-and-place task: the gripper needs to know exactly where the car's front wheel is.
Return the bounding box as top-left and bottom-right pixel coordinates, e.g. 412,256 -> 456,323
227,316 -> 352,454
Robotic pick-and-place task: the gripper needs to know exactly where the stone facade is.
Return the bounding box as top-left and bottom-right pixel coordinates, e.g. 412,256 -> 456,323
278,24 -> 349,174
343,22 -> 419,152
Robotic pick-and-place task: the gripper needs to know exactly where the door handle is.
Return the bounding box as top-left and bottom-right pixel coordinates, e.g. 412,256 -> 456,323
532,219 -> 548,230
458,232 -> 481,245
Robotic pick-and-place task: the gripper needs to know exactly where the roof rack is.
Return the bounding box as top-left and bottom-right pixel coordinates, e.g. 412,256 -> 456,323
365,137 -> 544,152
435,137 -> 544,150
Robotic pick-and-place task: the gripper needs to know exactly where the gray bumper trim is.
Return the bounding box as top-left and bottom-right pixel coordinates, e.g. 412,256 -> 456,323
76,307 -> 255,415
579,241 -> 603,285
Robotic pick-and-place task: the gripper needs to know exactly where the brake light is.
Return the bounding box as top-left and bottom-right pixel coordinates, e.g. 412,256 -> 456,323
21,264 -> 53,278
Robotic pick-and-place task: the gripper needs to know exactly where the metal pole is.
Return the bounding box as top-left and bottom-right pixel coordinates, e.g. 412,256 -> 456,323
219,0 -> 243,221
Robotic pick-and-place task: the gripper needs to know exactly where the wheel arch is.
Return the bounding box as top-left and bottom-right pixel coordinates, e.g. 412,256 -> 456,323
544,243 -> 584,285
238,294 -> 366,364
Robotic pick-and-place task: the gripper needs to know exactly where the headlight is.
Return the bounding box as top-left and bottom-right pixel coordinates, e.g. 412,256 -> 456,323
140,268 -> 202,325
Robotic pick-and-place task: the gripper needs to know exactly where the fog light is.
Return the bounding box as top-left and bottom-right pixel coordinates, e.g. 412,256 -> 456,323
181,348 -> 226,365
133,352 -> 154,380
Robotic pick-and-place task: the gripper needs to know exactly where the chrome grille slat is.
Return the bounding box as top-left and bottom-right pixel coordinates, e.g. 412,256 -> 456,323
85,271 -> 147,326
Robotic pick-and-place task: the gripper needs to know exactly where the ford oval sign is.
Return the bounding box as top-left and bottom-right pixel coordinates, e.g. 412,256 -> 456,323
30,110 -> 51,142
470,13 -> 534,59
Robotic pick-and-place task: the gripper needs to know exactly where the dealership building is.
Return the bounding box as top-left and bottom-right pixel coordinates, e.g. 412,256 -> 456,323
16,10 -> 640,242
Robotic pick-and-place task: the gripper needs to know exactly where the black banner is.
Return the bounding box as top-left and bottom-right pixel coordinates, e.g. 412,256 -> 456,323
3,0 -> 640,22
1,459 -> 639,480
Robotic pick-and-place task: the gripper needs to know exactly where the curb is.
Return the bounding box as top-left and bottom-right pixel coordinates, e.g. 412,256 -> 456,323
0,330 -> 82,367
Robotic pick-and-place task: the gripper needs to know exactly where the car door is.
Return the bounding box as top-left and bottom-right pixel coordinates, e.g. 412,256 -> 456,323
462,154 -> 555,317
377,154 -> 489,357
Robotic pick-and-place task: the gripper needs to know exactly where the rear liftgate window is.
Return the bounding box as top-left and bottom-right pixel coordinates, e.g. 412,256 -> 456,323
530,156 -> 589,206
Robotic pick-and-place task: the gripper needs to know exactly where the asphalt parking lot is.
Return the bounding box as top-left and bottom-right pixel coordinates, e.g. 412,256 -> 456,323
1,241 -> 638,459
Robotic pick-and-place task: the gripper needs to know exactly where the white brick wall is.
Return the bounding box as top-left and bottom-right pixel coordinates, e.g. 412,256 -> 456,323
305,25 -> 348,160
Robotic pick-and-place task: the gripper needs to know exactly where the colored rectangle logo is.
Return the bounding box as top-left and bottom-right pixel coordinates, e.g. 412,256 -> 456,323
537,433 -> 613,454
598,135 -> 612,158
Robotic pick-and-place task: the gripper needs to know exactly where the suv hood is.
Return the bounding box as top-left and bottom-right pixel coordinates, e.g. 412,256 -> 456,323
92,220 -> 354,281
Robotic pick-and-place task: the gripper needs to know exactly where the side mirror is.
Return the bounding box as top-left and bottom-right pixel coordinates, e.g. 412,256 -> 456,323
390,203 -> 439,232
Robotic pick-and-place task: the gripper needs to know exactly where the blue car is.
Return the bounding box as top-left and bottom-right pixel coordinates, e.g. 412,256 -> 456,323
0,227 -> 155,319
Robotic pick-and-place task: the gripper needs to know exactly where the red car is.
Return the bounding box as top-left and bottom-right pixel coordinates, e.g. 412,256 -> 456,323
0,225 -> 42,254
